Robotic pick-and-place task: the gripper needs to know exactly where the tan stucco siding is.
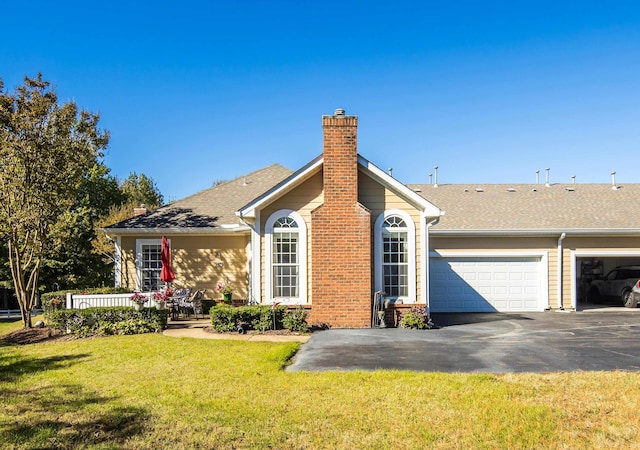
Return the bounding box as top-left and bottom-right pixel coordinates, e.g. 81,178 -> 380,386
117,234 -> 249,299
431,236 -> 559,308
359,172 -> 424,302
259,171 -> 324,303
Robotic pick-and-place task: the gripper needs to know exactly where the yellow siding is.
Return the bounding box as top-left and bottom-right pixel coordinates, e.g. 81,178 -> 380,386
359,172 -> 424,302
431,236 -> 640,310
120,236 -> 137,289
431,236 -> 559,308
117,234 -> 249,299
259,171 -> 324,303
564,236 -> 640,307
256,169 -> 426,304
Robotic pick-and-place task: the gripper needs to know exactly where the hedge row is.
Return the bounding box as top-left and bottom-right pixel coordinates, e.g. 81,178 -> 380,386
210,304 -> 309,333
48,307 -> 169,338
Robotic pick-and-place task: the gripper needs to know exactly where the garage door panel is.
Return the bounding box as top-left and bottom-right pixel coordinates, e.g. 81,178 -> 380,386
431,257 -> 542,312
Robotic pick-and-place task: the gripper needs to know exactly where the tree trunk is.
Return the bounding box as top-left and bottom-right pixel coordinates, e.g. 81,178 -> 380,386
8,239 -> 39,329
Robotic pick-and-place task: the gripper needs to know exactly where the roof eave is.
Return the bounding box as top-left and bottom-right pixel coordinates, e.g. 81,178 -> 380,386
430,228 -> 640,237
100,225 -> 251,236
357,155 -> 443,217
238,155 -> 323,219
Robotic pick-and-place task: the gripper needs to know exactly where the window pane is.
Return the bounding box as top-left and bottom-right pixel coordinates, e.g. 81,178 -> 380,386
382,225 -> 408,298
272,230 -> 299,298
141,244 -> 162,291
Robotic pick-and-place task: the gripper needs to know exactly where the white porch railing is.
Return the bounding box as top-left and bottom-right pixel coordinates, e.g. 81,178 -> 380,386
65,293 -> 139,309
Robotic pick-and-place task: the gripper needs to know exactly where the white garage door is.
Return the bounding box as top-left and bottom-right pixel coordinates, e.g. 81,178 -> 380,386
430,257 -> 542,312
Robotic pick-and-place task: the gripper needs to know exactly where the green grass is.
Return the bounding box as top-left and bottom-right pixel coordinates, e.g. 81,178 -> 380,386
1,328 -> 640,449
0,318 -> 28,335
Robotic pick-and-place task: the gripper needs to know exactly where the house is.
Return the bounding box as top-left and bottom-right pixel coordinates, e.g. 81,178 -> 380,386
103,109 -> 640,327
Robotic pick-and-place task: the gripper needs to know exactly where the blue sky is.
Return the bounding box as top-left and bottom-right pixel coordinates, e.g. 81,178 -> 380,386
2,1 -> 639,202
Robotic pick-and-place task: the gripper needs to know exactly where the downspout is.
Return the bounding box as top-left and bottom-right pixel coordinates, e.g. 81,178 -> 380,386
101,231 -> 121,288
237,212 -> 261,305
114,236 -> 122,288
557,233 -> 566,310
425,216 -> 441,318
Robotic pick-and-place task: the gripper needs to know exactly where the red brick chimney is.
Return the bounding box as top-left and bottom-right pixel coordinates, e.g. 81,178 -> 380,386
133,204 -> 148,216
310,109 -> 372,328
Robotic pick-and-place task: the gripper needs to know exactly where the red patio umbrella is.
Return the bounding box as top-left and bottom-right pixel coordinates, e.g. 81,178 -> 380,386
160,236 -> 175,284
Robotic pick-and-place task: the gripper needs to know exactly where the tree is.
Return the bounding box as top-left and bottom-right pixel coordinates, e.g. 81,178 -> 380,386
0,74 -> 109,327
92,202 -> 141,288
39,162 -> 125,290
121,172 -> 163,209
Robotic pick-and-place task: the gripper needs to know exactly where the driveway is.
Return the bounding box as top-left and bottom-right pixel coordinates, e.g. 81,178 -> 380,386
287,310 -> 640,373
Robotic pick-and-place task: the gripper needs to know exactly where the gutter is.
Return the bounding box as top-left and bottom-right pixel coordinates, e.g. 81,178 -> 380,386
424,216 -> 441,318
430,228 -> 640,237
557,233 -> 566,310
98,225 -> 251,236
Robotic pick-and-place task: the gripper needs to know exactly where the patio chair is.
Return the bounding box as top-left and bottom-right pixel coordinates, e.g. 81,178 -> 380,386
182,289 -> 206,319
169,288 -> 190,319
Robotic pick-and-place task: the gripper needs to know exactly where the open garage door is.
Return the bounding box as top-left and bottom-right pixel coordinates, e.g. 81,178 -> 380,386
430,256 -> 546,312
574,253 -> 640,309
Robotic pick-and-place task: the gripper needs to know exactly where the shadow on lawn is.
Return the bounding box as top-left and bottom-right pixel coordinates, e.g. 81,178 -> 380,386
1,383 -> 150,448
0,351 -> 91,383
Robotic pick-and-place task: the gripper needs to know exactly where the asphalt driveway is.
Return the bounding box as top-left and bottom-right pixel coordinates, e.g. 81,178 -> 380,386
287,310 -> 640,373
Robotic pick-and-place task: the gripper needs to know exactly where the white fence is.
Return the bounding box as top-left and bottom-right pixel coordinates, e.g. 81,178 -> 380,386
65,293 -> 138,309
0,309 -> 43,319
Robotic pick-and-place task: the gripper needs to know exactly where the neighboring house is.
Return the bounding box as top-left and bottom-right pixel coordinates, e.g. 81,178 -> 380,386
103,109 -> 640,327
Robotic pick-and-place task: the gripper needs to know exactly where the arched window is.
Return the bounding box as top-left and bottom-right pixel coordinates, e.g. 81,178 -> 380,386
374,211 -> 416,302
265,210 -> 307,303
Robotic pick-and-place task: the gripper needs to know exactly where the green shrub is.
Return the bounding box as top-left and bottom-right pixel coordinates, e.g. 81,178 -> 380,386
282,307 -> 309,332
48,307 -> 168,337
201,299 -> 215,314
398,306 -> 433,330
209,304 -> 241,332
210,304 -> 293,332
252,306 -> 275,332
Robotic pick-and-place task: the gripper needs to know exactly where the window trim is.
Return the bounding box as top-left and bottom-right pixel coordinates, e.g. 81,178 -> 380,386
374,210 -> 416,303
265,210 -> 307,304
135,238 -> 163,291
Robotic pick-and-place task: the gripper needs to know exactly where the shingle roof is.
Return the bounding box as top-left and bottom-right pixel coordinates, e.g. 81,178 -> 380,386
105,164 -> 293,230
409,183 -> 640,232
105,159 -> 640,235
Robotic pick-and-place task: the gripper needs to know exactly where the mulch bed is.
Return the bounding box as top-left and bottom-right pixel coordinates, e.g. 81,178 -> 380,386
1,327 -> 74,345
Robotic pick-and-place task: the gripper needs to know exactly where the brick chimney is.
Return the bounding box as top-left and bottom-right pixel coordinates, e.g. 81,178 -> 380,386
310,109 -> 372,328
133,204 -> 148,216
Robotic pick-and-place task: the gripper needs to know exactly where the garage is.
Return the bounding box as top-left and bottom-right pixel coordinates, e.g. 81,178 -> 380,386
573,252 -> 640,309
429,256 -> 546,312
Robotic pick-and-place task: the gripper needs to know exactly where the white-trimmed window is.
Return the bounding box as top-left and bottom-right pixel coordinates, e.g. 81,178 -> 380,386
375,210 -> 416,302
136,239 -> 162,291
265,210 -> 307,304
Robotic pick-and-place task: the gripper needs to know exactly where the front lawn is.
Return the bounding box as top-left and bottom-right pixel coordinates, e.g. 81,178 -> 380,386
1,324 -> 639,449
